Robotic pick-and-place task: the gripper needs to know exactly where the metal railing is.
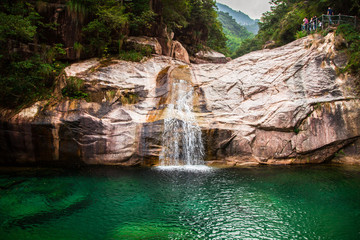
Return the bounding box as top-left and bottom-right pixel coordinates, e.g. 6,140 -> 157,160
301,15 -> 357,32
321,14 -> 357,29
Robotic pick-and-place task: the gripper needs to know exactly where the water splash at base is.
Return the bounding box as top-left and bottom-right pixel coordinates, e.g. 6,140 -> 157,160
154,165 -> 212,172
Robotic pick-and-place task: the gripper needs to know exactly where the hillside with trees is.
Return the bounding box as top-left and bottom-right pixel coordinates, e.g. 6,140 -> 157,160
216,3 -> 259,34
0,0 -> 226,108
217,11 -> 253,53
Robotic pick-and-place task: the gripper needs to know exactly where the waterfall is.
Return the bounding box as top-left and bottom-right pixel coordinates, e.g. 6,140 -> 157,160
159,78 -> 204,166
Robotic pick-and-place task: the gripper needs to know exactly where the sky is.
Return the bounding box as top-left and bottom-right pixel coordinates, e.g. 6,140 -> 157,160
216,0 -> 271,19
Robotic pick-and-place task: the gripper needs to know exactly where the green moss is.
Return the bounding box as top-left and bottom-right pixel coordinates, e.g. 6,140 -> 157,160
334,149 -> 346,157
294,127 -> 300,135
118,50 -> 145,62
314,102 -> 322,110
120,91 -> 139,105
61,77 -> 89,100
108,90 -> 116,98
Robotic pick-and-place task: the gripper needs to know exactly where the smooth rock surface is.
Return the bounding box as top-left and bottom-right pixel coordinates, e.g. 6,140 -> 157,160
170,40 -> 190,64
194,50 -> 229,63
1,33 -> 359,166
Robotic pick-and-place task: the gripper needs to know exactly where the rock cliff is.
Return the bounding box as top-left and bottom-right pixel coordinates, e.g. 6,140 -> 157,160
1,33 -> 359,166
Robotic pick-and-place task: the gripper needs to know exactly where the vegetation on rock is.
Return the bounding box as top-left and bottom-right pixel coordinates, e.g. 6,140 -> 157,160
336,24 -> 360,91
61,77 -> 89,100
232,0 -> 360,58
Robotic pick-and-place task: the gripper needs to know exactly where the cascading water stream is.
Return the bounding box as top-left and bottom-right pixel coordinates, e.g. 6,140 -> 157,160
159,78 -> 205,166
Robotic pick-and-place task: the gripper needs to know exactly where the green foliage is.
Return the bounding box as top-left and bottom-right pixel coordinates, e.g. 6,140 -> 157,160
156,0 -> 227,55
120,91 -> 139,105
118,50 -> 144,62
118,44 -> 152,62
217,11 -> 254,54
294,127 -> 300,134
46,44 -> 67,62
207,17 -> 228,54
336,24 -> 360,92
295,30 -> 308,39
61,77 -> 89,100
231,38 -> 263,59
0,12 -> 36,43
67,0 -> 88,16
336,24 -> 360,74
334,149 -> 345,157
0,0 -> 230,109
74,42 -> 84,59
82,19 -> 110,56
97,2 -> 128,31
162,0 -> 190,31
233,0 -> 360,58
0,54 -> 67,108
82,0 -> 129,57
0,1 -> 70,108
130,10 -> 157,35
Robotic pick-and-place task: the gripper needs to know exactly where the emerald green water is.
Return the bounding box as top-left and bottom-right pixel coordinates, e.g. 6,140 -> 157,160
0,165 -> 360,239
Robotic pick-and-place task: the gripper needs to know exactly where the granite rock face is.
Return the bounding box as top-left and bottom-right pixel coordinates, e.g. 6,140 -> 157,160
1,33 -> 359,166
193,50 -> 229,63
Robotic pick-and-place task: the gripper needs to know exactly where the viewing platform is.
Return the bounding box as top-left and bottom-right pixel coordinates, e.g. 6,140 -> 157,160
302,14 -> 357,32
321,14 -> 357,28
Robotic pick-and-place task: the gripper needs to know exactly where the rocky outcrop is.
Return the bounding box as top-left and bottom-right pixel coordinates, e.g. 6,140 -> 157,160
1,33 -> 359,166
170,41 -> 190,64
126,36 -> 163,55
126,36 -> 190,64
193,50 -> 229,63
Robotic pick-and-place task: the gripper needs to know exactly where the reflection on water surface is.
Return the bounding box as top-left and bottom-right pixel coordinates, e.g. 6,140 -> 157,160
0,165 -> 360,239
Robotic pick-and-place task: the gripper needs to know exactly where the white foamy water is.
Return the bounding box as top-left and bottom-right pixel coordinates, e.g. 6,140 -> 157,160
154,165 -> 212,172
159,79 -> 204,166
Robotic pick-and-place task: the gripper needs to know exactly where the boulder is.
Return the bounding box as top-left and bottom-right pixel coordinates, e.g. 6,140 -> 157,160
263,40 -> 276,49
194,50 -> 229,63
170,41 -> 190,64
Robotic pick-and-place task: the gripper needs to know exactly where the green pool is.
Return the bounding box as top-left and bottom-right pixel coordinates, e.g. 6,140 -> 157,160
0,165 -> 360,239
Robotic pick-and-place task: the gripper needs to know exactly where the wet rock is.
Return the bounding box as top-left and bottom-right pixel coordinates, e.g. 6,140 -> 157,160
332,139 -> 360,164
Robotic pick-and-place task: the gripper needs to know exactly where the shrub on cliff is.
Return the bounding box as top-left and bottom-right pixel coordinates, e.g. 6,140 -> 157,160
336,24 -> 360,92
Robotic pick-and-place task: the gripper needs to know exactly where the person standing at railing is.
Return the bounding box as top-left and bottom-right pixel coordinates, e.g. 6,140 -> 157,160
303,17 -> 309,31
313,16 -> 318,30
327,7 -> 333,24
310,16 -> 318,31
309,17 -> 314,31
